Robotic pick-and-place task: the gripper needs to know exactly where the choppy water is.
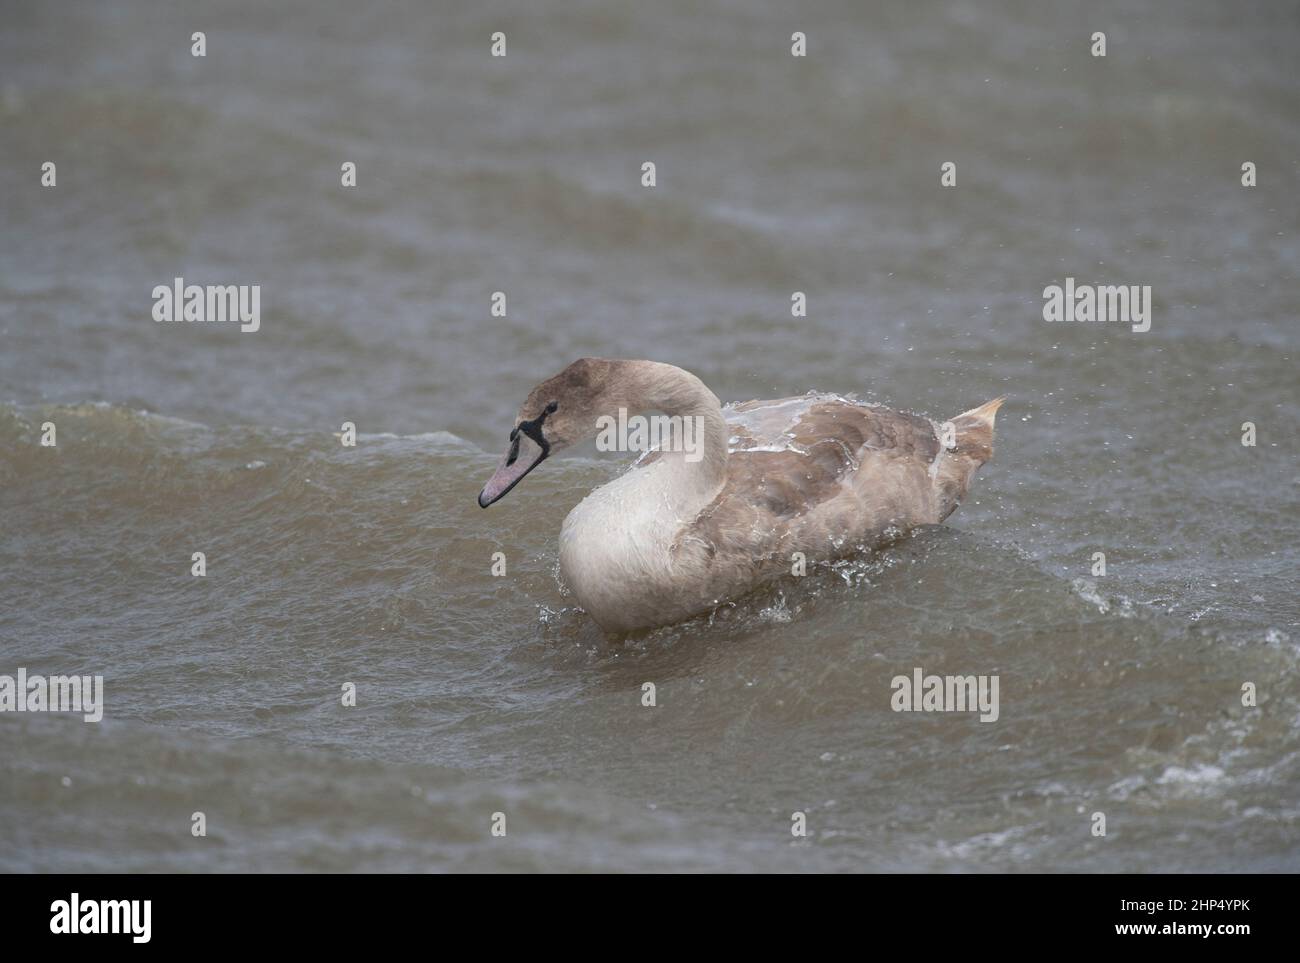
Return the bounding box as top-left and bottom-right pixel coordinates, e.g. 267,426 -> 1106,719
1,0 -> 1297,872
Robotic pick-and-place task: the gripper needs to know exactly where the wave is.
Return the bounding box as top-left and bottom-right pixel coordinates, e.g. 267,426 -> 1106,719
3,399 -> 1298,872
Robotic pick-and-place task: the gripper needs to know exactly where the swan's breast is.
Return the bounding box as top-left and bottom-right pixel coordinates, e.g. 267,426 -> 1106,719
558,461 -> 701,626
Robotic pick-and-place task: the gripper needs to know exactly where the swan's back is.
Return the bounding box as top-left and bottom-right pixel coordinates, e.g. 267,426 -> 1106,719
674,394 -> 1000,575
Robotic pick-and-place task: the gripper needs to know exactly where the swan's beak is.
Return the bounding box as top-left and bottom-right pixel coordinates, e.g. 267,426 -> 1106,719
478,430 -> 548,508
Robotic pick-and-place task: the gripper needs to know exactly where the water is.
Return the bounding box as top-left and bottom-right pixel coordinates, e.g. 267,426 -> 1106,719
1,0 -> 1297,872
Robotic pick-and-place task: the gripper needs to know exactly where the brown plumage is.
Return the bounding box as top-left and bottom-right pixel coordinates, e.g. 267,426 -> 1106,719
673,395 -> 1002,595
478,360 -> 1004,632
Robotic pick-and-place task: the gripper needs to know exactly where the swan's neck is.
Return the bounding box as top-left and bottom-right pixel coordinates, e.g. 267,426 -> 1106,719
559,362 -> 729,625
612,360 -> 729,505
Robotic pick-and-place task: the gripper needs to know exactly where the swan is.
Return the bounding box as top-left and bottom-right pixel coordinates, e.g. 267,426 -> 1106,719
478,359 -> 1003,632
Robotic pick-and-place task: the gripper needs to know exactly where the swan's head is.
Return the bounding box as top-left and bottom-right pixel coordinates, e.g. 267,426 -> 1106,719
478,358 -> 617,508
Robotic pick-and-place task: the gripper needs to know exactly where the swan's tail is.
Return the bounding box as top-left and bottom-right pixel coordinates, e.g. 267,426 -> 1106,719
933,396 -> 1005,521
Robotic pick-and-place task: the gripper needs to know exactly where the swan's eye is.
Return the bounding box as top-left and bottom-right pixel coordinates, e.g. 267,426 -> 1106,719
546,401 -> 558,414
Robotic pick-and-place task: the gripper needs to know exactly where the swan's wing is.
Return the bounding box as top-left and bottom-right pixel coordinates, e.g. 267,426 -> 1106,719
684,399 -> 943,563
